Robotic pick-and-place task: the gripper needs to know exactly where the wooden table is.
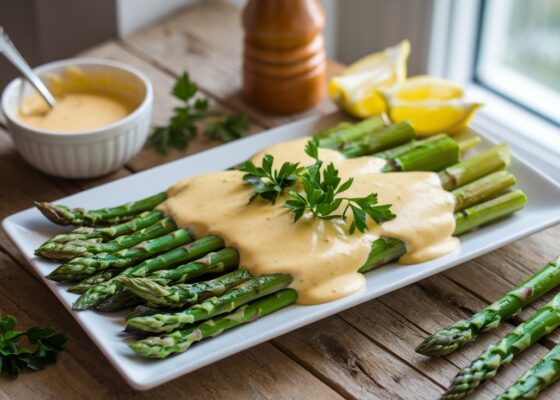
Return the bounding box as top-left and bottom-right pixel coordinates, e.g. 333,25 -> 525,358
1,2 -> 559,399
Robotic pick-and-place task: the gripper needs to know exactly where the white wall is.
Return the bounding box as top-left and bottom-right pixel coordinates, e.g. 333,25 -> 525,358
116,0 -> 197,36
116,0 -> 339,57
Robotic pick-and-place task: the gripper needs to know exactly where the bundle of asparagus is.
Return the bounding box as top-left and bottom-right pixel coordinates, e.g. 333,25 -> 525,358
416,257 -> 560,399
33,117 -> 526,359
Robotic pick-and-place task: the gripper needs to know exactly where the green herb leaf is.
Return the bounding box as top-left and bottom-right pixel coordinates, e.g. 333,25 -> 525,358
284,139 -> 396,233
0,314 -> 68,379
149,72 -> 211,155
240,155 -> 301,204
0,316 -> 16,333
205,113 -> 249,143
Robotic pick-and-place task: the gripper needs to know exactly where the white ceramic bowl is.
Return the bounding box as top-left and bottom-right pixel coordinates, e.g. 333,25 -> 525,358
1,58 -> 153,178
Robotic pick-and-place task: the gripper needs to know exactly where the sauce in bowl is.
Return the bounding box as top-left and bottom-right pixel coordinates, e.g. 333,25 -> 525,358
19,92 -> 133,132
16,66 -> 139,133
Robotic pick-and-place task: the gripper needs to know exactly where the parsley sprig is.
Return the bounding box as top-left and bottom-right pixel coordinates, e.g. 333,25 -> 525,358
149,72 -> 249,155
242,139 -> 396,233
239,155 -> 302,204
285,139 -> 396,233
0,315 -> 68,378
205,113 -> 249,143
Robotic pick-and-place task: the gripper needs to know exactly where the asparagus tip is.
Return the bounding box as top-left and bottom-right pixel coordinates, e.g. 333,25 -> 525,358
34,201 -> 73,226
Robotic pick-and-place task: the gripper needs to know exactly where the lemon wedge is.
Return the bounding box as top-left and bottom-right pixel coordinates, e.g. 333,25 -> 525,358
329,40 -> 410,118
380,76 -> 481,136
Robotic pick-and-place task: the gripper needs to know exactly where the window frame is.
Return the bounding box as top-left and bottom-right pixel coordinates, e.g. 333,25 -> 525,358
428,0 -> 560,180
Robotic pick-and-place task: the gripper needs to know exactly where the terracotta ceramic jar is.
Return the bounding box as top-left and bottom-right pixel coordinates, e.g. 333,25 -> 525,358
242,0 -> 327,114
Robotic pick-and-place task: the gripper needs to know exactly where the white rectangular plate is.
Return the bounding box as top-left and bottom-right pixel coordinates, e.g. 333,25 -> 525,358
3,113 -> 560,390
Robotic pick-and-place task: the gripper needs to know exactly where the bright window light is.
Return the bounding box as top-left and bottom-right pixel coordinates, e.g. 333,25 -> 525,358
476,0 -> 560,124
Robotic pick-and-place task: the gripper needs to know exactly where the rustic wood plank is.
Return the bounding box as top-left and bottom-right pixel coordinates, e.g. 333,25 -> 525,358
121,0 -> 342,129
0,249 -> 343,400
364,274 -> 558,399
274,316 -> 444,400
0,127 -> 131,266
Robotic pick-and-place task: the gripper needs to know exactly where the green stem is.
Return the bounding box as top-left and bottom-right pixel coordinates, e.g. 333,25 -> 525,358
416,257 -> 560,357
374,133 -> 447,160
458,136 -> 482,154
313,121 -> 353,139
129,289 -> 298,358
359,190 -> 527,273
34,192 -> 167,226
441,293 -> 560,399
72,236 -> 227,310
67,269 -> 123,294
382,135 -> 460,172
316,116 -> 386,149
37,217 -> 177,262
121,268 -> 253,308
340,121 -> 416,157
454,189 -> 527,236
439,143 -> 510,190
452,170 -> 516,212
126,274 -> 292,333
37,210 -> 165,246
497,343 -> 560,400
47,229 -> 195,282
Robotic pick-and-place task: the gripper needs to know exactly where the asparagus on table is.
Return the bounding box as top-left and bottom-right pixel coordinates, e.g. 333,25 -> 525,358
72,237 -> 230,310
46,228 -> 195,282
120,268 -> 254,308
129,289 -> 298,358
37,210 -> 165,247
37,217 -> 178,262
126,274 -> 292,333
35,192 -> 168,226
497,343 -> 560,400
441,292 -> 560,400
417,257 -> 560,357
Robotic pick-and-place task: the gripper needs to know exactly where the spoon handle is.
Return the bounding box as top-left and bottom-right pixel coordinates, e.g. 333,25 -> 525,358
0,26 -> 57,108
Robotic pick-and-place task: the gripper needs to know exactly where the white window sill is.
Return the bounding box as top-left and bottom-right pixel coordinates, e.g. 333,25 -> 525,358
466,83 -> 560,183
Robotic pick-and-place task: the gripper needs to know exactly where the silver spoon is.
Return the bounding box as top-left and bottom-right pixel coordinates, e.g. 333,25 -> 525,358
0,25 -> 57,109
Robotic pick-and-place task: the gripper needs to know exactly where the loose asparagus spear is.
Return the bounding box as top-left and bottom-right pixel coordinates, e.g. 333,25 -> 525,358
34,192 -> 167,226
47,229 -> 195,282
93,247 -> 240,312
497,343 -> 560,399
126,274 -> 292,333
72,237 -> 228,310
129,289 -> 298,358
358,190 -> 527,273
441,293 -> 560,399
121,269 -> 253,308
316,116 -> 386,149
340,121 -> 416,157
383,135 -> 460,172
37,210 -> 165,246
37,217 -> 178,261
416,257 -> 560,357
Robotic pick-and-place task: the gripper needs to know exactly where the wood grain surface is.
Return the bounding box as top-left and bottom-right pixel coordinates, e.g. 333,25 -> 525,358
1,1 -> 559,398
